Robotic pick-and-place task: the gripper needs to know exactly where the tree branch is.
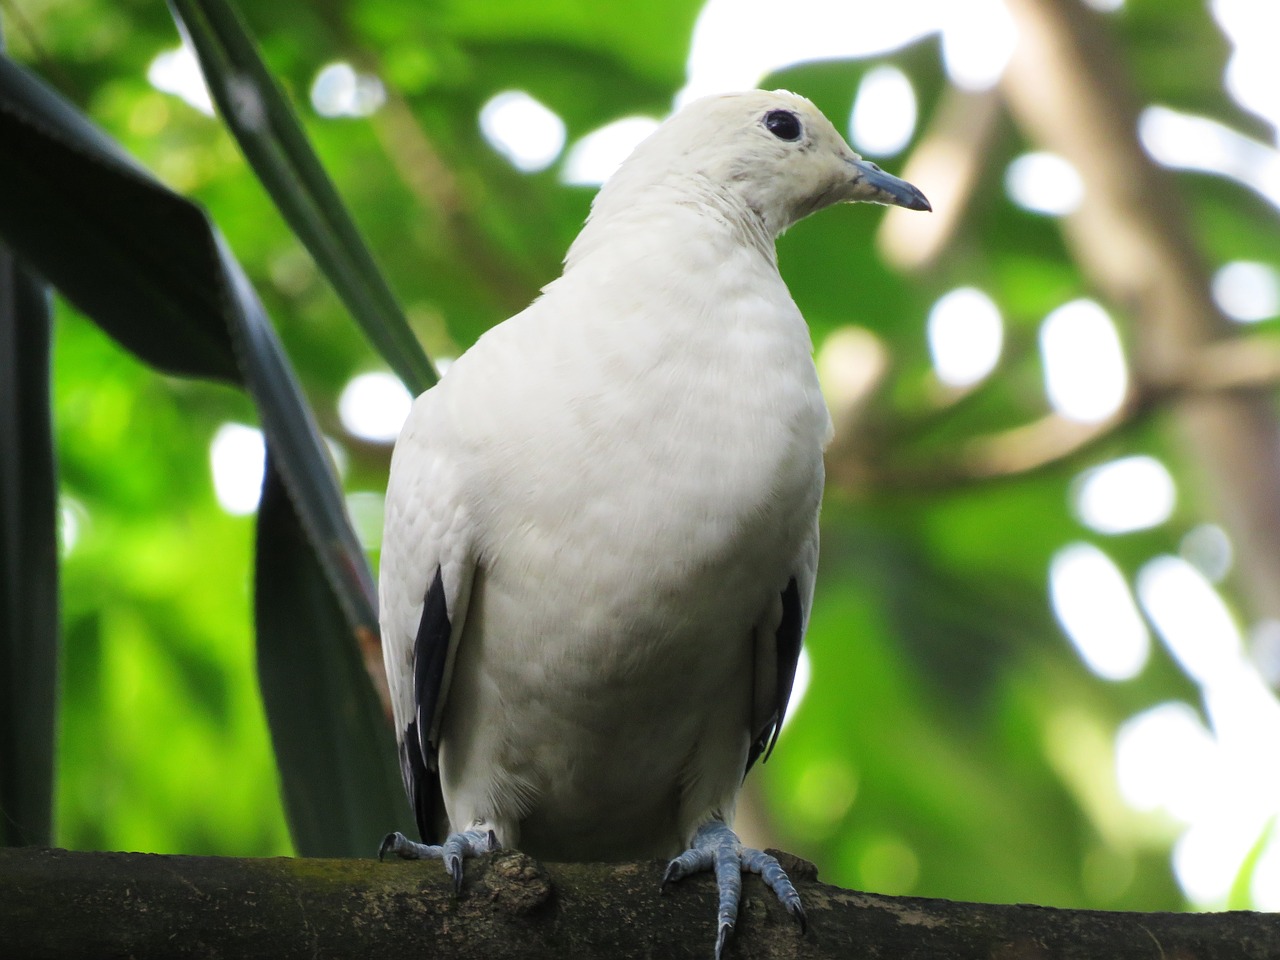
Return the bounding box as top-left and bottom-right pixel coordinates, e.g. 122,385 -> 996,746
825,331 -> 1280,492
0,847 -> 1273,959
937,334 -> 1280,483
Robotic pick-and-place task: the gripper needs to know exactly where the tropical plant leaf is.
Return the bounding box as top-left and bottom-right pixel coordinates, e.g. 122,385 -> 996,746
0,58 -> 239,383
0,53 -> 374,627
169,0 -> 437,395
255,461 -> 408,856
0,53 -> 405,855
0,246 -> 58,849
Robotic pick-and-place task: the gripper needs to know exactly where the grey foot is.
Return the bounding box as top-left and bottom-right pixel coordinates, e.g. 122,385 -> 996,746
663,820 -> 806,960
378,828 -> 498,891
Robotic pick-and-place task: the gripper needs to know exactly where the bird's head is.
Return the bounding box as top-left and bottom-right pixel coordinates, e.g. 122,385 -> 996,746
592,90 -> 930,239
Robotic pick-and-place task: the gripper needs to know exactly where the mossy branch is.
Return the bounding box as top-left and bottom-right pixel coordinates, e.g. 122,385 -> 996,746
1,846 -> 1273,959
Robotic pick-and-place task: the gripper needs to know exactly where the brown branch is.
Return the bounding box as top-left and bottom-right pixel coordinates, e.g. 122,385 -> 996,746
1,846 -> 1274,959
952,334 -> 1280,481
828,333 -> 1280,491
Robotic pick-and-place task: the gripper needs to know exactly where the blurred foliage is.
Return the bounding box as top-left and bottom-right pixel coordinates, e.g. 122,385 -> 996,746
6,0 -> 1280,917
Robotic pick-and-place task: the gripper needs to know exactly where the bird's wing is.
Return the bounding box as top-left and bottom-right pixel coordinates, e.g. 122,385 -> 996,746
747,515 -> 819,773
379,389 -> 477,843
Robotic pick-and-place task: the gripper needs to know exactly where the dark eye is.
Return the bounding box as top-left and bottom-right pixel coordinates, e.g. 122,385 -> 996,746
763,110 -> 802,142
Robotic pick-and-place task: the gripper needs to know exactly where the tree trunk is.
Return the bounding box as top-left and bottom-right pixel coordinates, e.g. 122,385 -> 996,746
1,846 -> 1273,959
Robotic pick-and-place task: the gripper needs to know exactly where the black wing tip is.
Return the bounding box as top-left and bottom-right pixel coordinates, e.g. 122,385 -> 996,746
400,565 -> 454,844
746,578 -> 805,777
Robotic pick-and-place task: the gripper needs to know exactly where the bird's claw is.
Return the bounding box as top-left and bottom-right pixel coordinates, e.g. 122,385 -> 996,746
741,845 -> 806,932
377,828 -> 498,892
662,843 -> 715,890
663,821 -> 806,960
715,920 -> 732,960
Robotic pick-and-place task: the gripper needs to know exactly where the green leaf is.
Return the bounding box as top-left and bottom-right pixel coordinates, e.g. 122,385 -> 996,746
169,0 -> 437,395
0,247 -> 58,848
0,51 -> 374,634
0,58 -> 239,383
0,53 -> 400,853
255,462 -> 409,856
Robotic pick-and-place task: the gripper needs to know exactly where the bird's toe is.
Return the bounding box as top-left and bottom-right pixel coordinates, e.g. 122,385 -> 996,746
714,920 -> 733,960
378,827 -> 498,893
377,832 -> 402,861
663,821 -> 807,958
378,831 -> 438,861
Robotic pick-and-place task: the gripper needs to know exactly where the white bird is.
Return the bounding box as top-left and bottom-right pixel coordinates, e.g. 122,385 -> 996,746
378,89 -> 929,957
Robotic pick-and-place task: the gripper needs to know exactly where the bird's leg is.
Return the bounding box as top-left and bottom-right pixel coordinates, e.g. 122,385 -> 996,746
378,828 -> 498,892
662,820 -> 806,960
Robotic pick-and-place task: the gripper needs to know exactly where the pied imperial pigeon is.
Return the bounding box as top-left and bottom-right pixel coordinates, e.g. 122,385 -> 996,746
378,89 -> 930,957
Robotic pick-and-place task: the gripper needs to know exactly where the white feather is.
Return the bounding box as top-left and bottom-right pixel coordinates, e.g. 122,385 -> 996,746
379,90 -> 904,861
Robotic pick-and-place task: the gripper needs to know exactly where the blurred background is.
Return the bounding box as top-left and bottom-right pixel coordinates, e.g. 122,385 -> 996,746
7,0 -> 1280,913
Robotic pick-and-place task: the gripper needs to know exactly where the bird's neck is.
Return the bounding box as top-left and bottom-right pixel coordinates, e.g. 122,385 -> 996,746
565,175 -> 777,272
542,181 -> 810,393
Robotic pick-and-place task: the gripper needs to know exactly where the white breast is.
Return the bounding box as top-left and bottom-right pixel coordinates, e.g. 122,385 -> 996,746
427,203 -> 829,859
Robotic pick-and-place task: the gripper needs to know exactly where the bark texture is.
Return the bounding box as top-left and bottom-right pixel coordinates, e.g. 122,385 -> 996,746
2,846 -> 1275,960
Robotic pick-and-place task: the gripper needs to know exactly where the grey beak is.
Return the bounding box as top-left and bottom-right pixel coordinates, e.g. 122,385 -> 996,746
847,158 -> 931,211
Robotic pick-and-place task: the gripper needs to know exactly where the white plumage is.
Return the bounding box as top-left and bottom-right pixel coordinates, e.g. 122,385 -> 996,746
379,88 -> 928,953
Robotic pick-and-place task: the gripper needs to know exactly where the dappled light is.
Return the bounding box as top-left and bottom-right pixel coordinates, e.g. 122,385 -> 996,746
925,286 -> 1002,389
1212,0 -> 1280,137
1251,831 -> 1280,910
478,90 -> 566,173
147,42 -> 214,116
562,116 -> 660,186
1115,702 -> 1216,822
1212,260 -> 1280,323
1122,555 -> 1280,903
788,756 -> 857,840
310,62 -> 386,118
1038,299 -> 1127,423
936,0 -> 1016,91
1139,106 -> 1280,209
815,326 -> 888,433
1138,556 -> 1243,688
1004,151 -> 1084,216
57,496 -> 86,557
850,65 -> 917,158
209,423 -> 265,516
857,834 -> 920,896
1049,543 -> 1150,682
680,0 -> 931,106
1072,456 -> 1175,536
337,371 -> 412,443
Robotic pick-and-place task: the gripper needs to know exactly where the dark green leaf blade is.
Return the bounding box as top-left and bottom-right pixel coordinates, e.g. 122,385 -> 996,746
169,0 -> 437,395
214,233 -> 379,634
0,57 -> 239,383
0,54 -> 399,853
0,52 -> 376,633
256,461 -> 409,857
0,248 -> 58,848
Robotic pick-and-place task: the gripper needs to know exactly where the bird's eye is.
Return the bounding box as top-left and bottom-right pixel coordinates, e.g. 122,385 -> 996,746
763,110 -> 802,142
